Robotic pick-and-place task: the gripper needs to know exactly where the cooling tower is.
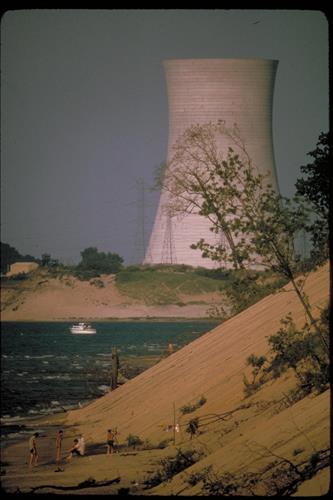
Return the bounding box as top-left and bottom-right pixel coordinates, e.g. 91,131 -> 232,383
144,58 -> 279,268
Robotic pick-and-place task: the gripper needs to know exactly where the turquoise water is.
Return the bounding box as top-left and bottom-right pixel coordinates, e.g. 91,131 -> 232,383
1,321 -> 217,424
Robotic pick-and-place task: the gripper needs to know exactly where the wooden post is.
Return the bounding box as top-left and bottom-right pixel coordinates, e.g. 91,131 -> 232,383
111,347 -> 119,391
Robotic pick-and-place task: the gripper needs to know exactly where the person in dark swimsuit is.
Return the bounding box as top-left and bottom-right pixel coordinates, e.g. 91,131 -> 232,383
106,429 -> 115,454
28,432 -> 39,467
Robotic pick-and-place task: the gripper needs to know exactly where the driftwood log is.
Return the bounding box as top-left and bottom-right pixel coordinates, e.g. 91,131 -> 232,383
29,476 -> 120,493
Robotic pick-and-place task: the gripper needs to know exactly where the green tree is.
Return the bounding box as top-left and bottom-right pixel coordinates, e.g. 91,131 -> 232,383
163,121 -> 264,269
162,121 -> 328,352
78,247 -> 123,274
295,132 -> 329,264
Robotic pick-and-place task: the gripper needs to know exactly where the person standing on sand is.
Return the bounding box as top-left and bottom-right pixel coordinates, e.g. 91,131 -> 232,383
55,430 -> 63,464
106,429 -> 115,454
28,432 -> 39,467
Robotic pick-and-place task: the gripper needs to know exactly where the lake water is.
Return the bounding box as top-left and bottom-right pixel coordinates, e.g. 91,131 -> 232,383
1,321 -> 218,428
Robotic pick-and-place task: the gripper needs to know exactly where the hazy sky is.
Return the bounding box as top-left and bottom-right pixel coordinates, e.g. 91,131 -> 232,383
1,9 -> 328,265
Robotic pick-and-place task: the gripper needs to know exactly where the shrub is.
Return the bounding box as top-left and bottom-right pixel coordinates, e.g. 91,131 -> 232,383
158,439 -> 173,449
4,273 -> 28,281
295,358 -> 329,394
89,278 -> 105,288
243,354 -> 268,397
144,448 -> 203,489
243,375 -> 263,398
162,449 -> 202,479
126,434 -> 143,449
180,404 -> 198,415
201,469 -> 239,495
186,466 -> 213,486
268,313 -> 329,394
309,451 -> 321,468
243,311 -> 329,401
74,269 -> 100,281
198,395 -> 207,406
180,395 -> 207,415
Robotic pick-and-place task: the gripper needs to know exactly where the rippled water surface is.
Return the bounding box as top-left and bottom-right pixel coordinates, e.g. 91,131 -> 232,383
1,321 -> 217,423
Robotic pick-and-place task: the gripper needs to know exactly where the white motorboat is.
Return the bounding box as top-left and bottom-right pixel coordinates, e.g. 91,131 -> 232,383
70,322 -> 96,335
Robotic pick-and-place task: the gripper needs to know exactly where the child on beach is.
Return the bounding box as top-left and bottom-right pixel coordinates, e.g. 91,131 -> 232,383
66,438 -> 82,461
55,430 -> 63,464
28,432 -> 39,467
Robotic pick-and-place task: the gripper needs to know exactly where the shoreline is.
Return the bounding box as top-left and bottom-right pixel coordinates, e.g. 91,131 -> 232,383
1,317 -> 219,323
1,351 -> 166,438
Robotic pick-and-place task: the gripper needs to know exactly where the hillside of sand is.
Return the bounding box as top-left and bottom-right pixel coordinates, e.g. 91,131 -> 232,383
1,268 -> 224,321
1,262 -> 330,495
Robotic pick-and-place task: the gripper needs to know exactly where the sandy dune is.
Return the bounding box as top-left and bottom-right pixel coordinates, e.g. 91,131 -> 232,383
1,262 -> 330,495
1,272 -> 221,321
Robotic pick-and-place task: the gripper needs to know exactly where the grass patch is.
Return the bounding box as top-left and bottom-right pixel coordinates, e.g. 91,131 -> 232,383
116,268 -> 220,305
116,264 -> 287,311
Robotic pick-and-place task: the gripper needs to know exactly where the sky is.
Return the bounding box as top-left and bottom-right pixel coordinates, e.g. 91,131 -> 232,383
1,9 -> 329,265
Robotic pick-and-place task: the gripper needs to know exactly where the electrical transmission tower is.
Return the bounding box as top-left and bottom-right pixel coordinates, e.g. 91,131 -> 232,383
131,178 -> 149,264
161,213 -> 177,264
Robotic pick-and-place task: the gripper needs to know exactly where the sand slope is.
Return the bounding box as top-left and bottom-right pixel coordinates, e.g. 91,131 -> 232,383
1,263 -> 330,495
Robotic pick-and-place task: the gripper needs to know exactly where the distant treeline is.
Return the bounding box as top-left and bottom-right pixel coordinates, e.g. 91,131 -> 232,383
0,242 -> 124,278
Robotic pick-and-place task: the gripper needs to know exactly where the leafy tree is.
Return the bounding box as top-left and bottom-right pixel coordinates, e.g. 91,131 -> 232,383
162,121 -> 258,269
161,121 -> 328,352
295,132 -> 329,264
296,132 -> 329,217
78,246 -> 123,274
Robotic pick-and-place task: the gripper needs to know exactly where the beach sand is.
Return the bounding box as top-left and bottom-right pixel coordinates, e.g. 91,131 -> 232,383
1,262 -> 330,495
1,417 -> 164,495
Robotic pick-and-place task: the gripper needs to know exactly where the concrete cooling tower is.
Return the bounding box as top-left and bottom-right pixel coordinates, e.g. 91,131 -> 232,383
144,58 -> 279,268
